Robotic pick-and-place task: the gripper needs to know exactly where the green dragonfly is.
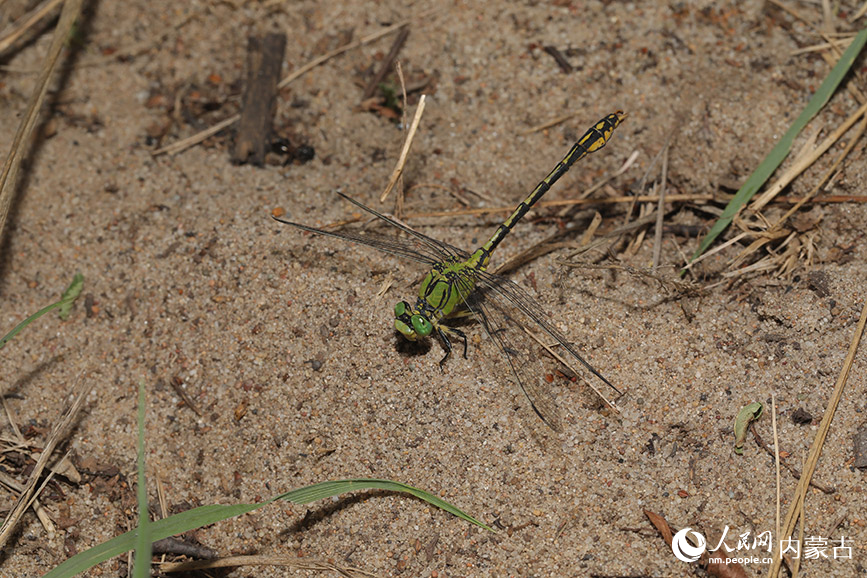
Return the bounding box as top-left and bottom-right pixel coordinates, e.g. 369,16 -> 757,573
275,111 -> 625,430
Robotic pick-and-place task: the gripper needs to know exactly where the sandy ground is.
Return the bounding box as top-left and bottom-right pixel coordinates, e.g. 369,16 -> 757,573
1,1 -> 866,576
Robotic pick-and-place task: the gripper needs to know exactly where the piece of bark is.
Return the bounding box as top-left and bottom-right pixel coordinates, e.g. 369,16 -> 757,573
233,33 -> 287,166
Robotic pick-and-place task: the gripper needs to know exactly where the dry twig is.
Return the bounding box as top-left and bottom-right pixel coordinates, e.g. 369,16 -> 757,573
0,374 -> 90,549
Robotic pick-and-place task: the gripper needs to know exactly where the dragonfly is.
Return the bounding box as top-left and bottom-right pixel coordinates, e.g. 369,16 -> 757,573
274,111 -> 626,431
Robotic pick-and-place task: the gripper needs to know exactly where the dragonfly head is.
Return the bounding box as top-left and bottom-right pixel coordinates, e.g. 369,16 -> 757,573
394,301 -> 433,340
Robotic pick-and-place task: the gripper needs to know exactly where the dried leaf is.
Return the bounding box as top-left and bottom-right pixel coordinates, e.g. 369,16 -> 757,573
643,509 -> 673,546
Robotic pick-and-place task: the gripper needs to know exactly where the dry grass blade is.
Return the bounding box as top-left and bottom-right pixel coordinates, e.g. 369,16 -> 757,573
750,100 -> 867,212
652,144 -> 670,271
791,36 -> 854,56
518,111 -> 583,135
725,226 -> 791,271
380,94 -> 426,202
0,0 -> 85,241
691,28 -> 867,262
361,25 -> 409,100
771,393 -> 781,559
392,60 -> 409,216
403,193 -> 712,220
766,114 -> 867,230
752,411 -> 838,486
682,232 -> 749,272
559,212 -> 660,262
566,261 -> 703,302
1,395 -> 23,440
275,13 -> 434,92
766,299 -> 867,578
490,217 -> 594,276
0,0 -> 65,54
0,374 -> 89,550
0,470 -> 56,537
152,115 -> 239,157
0,392 -> 76,538
160,554 -> 374,577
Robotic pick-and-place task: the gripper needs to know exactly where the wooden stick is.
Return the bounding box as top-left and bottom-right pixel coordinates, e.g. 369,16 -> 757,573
362,25 -> 409,100
233,33 -> 287,165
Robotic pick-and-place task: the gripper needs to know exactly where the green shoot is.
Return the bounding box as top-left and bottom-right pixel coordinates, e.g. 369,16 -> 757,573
0,273 -> 83,350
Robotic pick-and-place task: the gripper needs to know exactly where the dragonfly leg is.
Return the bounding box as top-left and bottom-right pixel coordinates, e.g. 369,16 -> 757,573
437,325 -> 468,370
456,328 -> 468,359
435,326 -> 453,371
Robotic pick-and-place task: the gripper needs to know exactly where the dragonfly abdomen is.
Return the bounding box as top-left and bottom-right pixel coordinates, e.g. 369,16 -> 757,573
480,111 -> 625,257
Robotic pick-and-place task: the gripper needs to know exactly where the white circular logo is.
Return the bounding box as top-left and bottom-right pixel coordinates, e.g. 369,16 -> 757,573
672,527 -> 706,562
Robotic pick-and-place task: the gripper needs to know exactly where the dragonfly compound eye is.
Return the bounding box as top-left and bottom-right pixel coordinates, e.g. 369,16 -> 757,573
394,301 -> 418,340
394,301 -> 410,318
411,314 -> 433,337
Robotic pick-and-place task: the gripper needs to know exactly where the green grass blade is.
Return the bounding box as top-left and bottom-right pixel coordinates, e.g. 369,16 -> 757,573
274,479 -> 493,531
0,273 -> 83,350
690,27 -> 867,263
42,478 -> 488,578
41,503 -> 271,578
132,381 -> 151,578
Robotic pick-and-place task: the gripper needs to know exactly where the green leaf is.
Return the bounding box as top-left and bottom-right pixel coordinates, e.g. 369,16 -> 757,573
274,479 -> 493,531
690,28 -> 867,263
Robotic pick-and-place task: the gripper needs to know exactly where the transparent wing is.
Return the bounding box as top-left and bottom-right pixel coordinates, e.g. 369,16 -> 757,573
273,193 -> 470,266
336,193 -> 470,260
475,269 -> 619,397
454,267 -> 620,426
458,282 -> 564,431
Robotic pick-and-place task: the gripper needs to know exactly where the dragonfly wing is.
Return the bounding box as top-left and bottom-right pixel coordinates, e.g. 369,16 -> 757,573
274,193 -> 472,265
336,192 -> 470,260
273,216 -> 448,266
455,279 -> 563,431
475,269 -> 620,404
